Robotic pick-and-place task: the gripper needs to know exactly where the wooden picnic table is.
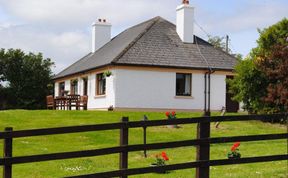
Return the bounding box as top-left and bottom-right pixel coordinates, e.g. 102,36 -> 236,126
55,95 -> 80,110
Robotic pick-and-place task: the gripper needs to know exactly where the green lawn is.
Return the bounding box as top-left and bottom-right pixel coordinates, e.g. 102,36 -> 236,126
0,110 -> 287,178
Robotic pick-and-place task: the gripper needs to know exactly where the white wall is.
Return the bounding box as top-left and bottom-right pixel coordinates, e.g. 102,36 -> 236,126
54,83 -> 59,96
54,69 -> 226,110
65,80 -> 70,93
114,69 -> 226,110
86,71 -> 115,109
210,75 -> 226,110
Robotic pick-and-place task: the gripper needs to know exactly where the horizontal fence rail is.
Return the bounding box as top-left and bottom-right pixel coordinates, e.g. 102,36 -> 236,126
0,133 -> 287,166
0,113 -> 287,178
66,154 -> 288,178
0,113 -> 286,139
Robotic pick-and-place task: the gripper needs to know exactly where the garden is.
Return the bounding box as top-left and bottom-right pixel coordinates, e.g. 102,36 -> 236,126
0,110 -> 287,178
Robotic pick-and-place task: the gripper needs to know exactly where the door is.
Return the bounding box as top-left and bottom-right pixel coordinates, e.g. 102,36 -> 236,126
226,76 -> 239,112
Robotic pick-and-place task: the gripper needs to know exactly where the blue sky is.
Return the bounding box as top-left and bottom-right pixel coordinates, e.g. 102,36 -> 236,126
0,0 -> 287,73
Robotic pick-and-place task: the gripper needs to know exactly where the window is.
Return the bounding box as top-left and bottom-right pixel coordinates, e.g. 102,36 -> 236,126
96,73 -> 106,95
176,73 -> 192,96
59,82 -> 65,96
70,79 -> 78,95
82,77 -> 88,96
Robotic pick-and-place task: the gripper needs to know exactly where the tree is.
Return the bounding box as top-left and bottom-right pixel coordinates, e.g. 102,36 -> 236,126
228,18 -> 288,114
208,35 -> 230,53
208,35 -> 242,60
227,58 -> 268,113
258,45 -> 288,113
252,18 -> 288,57
0,49 -> 54,109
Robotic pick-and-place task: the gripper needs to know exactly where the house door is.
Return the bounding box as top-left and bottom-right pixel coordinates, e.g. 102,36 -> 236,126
226,76 -> 239,112
82,77 -> 88,96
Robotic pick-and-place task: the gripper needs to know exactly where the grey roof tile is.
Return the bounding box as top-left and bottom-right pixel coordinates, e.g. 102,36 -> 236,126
54,16 -> 237,79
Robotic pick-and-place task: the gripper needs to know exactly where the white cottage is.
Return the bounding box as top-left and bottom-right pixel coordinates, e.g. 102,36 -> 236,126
53,1 -> 239,112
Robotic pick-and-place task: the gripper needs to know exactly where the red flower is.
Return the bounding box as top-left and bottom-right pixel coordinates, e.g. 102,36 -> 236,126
231,142 -> 240,151
171,111 -> 176,116
233,142 -> 240,148
161,151 -> 169,161
165,112 -> 170,117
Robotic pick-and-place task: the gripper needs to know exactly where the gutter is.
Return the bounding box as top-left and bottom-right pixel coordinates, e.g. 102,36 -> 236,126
204,69 -> 215,116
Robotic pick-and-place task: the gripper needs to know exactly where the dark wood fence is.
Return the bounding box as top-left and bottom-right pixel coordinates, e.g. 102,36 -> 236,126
0,114 -> 287,178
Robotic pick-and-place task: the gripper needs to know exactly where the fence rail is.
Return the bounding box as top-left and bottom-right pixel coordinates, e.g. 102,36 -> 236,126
66,154 -> 288,178
1,113 -> 287,178
0,113 -> 285,139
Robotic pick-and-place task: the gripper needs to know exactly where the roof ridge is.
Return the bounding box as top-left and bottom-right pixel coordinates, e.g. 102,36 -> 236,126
126,16 -> 161,31
54,52 -> 92,78
111,16 -> 161,63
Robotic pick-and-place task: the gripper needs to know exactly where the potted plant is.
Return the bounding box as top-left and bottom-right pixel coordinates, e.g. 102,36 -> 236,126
165,111 -> 179,128
108,105 -> 114,111
151,151 -> 169,173
103,70 -> 112,77
227,142 -> 241,159
71,79 -> 78,86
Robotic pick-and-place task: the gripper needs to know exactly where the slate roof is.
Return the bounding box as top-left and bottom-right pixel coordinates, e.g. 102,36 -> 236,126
54,16 -> 237,79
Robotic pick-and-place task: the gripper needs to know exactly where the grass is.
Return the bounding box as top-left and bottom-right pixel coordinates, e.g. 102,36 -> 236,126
0,110 -> 287,178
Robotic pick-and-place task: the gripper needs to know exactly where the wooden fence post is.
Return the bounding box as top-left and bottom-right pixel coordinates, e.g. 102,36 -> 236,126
143,126 -> 147,158
120,117 -> 129,178
196,113 -> 210,178
3,127 -> 13,178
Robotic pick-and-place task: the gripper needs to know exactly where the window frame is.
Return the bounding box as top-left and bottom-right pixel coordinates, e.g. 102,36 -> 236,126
59,82 -> 65,96
175,73 -> 192,97
82,77 -> 88,96
96,73 -> 106,96
70,79 -> 78,95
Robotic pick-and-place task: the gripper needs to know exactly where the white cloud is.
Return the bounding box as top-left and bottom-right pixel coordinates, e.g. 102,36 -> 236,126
0,0 -> 287,73
0,24 -> 90,73
0,0 -> 174,28
195,1 -> 288,34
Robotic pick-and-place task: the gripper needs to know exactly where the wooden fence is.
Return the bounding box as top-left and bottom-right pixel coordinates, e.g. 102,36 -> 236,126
0,114 -> 287,178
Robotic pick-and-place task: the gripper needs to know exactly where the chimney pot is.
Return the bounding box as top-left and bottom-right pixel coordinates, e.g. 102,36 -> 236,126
182,0 -> 189,4
103,19 -> 106,23
98,19 -> 102,22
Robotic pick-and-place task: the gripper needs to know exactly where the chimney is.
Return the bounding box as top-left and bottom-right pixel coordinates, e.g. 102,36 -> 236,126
176,0 -> 194,43
91,18 -> 111,53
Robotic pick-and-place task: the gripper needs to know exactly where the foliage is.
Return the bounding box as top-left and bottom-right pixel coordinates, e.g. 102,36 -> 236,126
0,48 -> 54,109
103,70 -> 112,77
208,35 -> 230,53
165,111 -> 176,120
227,142 -> 241,159
252,18 -> 288,57
227,58 -> 268,113
228,18 -> 288,114
71,79 -> 78,86
153,151 -> 169,166
257,45 -> 288,114
0,86 -> 9,109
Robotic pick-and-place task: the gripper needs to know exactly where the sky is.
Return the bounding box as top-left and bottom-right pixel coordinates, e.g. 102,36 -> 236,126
0,0 -> 287,74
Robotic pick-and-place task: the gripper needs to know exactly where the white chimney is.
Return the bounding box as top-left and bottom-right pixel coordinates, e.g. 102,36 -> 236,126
176,0 -> 194,43
91,19 -> 111,53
